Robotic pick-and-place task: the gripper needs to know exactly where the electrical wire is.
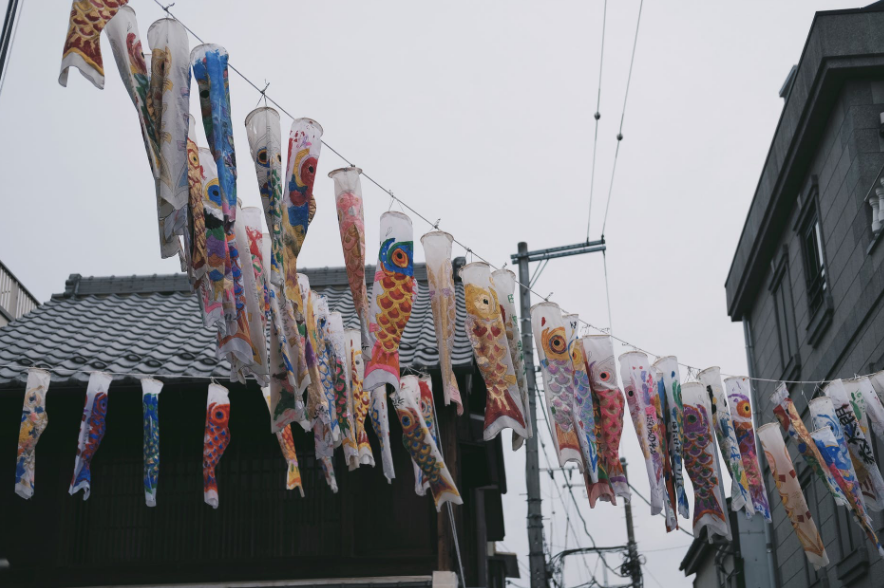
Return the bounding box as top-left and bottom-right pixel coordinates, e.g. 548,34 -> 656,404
600,0 -> 644,239
585,0 -> 608,241
626,482 -> 694,538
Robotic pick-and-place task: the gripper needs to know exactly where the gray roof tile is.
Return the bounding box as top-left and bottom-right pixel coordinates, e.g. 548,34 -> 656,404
0,261 -> 473,388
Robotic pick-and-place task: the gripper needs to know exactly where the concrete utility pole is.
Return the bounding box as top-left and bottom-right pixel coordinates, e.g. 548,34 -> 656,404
512,239 -> 606,588
516,241 -> 549,588
621,458 -> 643,588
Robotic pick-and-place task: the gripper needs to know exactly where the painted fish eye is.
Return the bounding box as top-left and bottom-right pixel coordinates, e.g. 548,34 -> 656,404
200,90 -> 209,99
257,148 -> 269,167
549,335 -> 566,354
686,414 -> 697,424
599,371 -> 610,381
189,150 -> 199,166
392,247 -> 409,268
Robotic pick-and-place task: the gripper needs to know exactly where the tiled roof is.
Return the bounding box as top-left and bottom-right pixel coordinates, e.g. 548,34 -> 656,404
0,262 -> 473,389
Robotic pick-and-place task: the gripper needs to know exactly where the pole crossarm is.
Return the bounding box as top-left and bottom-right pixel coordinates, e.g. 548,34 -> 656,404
510,239 -> 606,263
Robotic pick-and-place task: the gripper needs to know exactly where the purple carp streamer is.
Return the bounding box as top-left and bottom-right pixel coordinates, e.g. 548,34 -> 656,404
531,302 -> 581,469
330,167 -> 371,343
698,367 -> 752,517
15,368 -> 51,500
758,423 -> 829,570
773,387 -> 848,508
581,335 -> 629,505
653,356 -> 689,520
824,379 -> 884,511
681,382 -> 730,541
422,231 -> 463,415
724,376 -> 770,521
618,351 -> 666,515
391,376 -> 462,510
141,377 -> 162,507
492,269 -> 531,448
462,263 -> 529,442
69,372 -> 113,500
60,0 -> 130,89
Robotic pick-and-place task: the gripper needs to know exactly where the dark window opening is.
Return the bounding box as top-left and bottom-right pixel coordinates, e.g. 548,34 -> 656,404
770,254 -> 799,377
800,211 -> 827,317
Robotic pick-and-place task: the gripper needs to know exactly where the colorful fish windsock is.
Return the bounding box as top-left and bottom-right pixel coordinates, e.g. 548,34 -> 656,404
203,383 -> 230,508
581,335 -> 629,504
300,273 -> 329,427
461,262 -> 529,441
422,231 -> 463,415
313,294 -> 341,440
365,211 -> 416,393
391,376 -> 462,510
15,368 -> 51,500
401,376 -> 431,495
824,378 -> 884,510
261,387 -> 304,496
245,107 -> 285,286
185,116 -> 209,285
698,367 -> 753,517
60,0 -> 129,89
329,311 -> 359,468
282,118 -> 323,306
652,356 -> 689,520
491,269 -> 530,447
311,294 -> 341,493
618,351 -> 667,515
563,314 -> 598,484
197,144 -> 231,331
772,390 -> 845,510
330,167 -> 371,340
758,423 -> 829,569
148,18 -> 191,213
724,376 -> 770,521
854,375 -> 884,440
531,301 -> 581,468
239,206 -> 271,381
141,377 -> 162,507
652,367 -> 678,532
262,232 -> 307,432
809,397 -> 867,512
69,371 -> 112,500
106,5 -> 159,174
681,382 -> 731,541
346,328 -> 375,468
810,425 -> 883,557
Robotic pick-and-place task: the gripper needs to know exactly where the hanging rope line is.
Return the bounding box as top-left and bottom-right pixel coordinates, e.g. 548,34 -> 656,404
600,0 -> 644,239
140,1 -> 862,388
585,0 -> 608,241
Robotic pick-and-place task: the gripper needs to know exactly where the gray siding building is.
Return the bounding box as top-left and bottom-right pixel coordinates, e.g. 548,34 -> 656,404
721,2 -> 884,588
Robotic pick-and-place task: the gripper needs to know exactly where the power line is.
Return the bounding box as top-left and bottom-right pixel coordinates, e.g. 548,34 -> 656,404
600,0 -> 645,239
626,482 -> 693,538
585,0 -> 608,241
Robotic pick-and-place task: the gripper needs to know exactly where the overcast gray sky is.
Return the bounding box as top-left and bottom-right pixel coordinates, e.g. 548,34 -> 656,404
0,1 -> 866,586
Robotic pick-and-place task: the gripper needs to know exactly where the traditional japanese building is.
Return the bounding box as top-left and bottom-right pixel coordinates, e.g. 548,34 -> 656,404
0,263 -> 518,588
710,2 -> 884,588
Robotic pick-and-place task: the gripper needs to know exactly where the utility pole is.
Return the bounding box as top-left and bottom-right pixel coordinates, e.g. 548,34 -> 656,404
516,241 -> 549,588
0,0 -> 22,99
621,458 -> 643,588
512,239 -> 606,588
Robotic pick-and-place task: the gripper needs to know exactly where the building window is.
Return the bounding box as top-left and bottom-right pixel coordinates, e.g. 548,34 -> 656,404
799,210 -> 827,317
769,253 -> 799,379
